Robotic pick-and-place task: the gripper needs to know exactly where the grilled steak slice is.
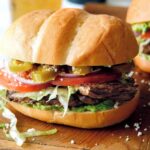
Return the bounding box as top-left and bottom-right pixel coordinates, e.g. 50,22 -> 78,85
8,93 -> 84,107
44,95 -> 84,107
77,95 -> 100,105
78,79 -> 137,101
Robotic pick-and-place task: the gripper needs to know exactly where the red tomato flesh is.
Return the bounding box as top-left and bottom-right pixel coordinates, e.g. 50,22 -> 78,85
51,72 -> 120,86
0,70 -> 51,92
141,31 -> 150,39
0,69 -> 120,92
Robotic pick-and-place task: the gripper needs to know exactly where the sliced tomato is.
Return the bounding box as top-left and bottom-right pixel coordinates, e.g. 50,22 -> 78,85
0,69 -> 120,92
51,71 -> 120,86
0,70 -> 51,92
141,31 -> 150,39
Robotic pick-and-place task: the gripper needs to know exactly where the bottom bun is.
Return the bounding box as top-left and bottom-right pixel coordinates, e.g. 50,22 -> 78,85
134,55 -> 150,73
9,90 -> 139,128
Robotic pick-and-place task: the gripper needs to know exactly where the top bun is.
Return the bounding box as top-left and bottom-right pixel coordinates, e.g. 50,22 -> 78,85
0,8 -> 138,66
127,0 -> 150,24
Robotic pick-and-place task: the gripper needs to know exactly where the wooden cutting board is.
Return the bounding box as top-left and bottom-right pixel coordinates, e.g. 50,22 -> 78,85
0,69 -> 150,150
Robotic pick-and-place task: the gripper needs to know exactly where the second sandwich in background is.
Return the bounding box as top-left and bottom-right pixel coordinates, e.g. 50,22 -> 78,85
127,0 -> 150,73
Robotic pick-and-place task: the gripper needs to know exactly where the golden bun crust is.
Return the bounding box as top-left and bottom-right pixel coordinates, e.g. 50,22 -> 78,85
8,90 -> 139,128
134,55 -> 150,72
0,8 -> 138,66
127,0 -> 150,24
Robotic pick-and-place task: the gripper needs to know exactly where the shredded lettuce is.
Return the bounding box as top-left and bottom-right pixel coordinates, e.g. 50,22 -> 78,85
0,89 -> 57,146
48,86 -> 58,100
58,86 -> 76,116
137,37 -> 150,46
24,99 -> 115,112
12,86 -> 77,115
31,103 -> 63,111
20,128 -> 57,138
71,100 -> 115,112
47,86 -> 76,115
132,22 -> 150,45
0,123 -> 6,129
0,90 -> 26,146
11,88 -> 54,101
139,52 -> 150,61
0,90 -> 7,107
2,107 -> 26,146
132,22 -> 150,34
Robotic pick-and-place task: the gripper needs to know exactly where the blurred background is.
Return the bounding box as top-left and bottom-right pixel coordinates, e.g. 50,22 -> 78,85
0,0 -> 131,37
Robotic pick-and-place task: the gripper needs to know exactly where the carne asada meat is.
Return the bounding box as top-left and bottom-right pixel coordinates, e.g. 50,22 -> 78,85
78,79 -> 136,100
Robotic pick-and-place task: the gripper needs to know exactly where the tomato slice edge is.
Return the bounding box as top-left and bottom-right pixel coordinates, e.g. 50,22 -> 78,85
0,69 -> 120,92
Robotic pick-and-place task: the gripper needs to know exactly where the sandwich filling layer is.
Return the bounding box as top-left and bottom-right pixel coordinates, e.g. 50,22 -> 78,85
7,79 -> 137,112
132,22 -> 150,59
0,59 -> 137,113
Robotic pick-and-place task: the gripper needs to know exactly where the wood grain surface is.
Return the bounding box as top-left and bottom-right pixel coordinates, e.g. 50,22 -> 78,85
0,68 -> 149,150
